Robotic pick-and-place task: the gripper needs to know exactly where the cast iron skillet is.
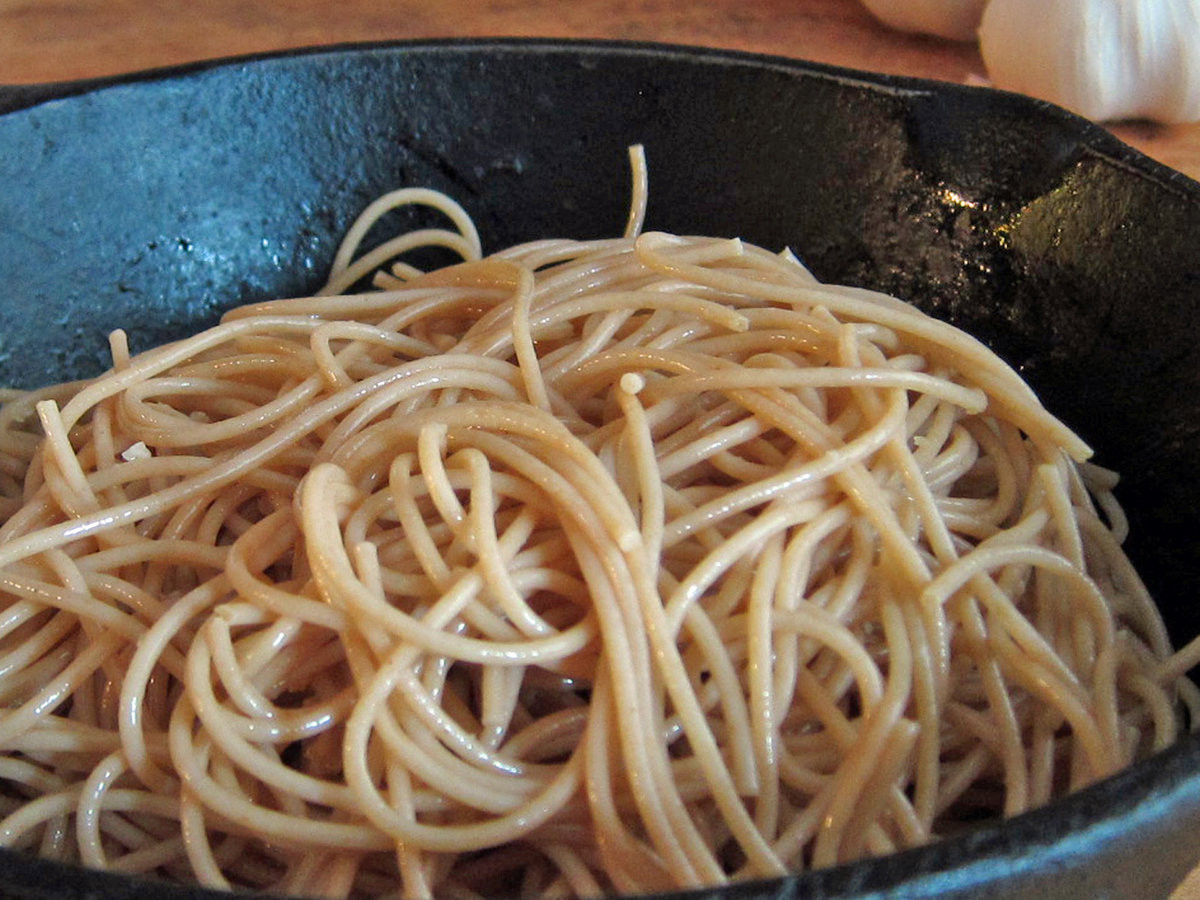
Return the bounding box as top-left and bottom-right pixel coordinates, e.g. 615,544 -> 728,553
2,38 -> 1200,900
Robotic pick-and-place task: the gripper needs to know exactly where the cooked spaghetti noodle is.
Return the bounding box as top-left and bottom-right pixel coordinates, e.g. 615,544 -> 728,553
0,147 -> 1197,898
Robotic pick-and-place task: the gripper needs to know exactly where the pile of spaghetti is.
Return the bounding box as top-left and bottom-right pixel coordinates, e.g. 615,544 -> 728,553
1,150 -> 1197,899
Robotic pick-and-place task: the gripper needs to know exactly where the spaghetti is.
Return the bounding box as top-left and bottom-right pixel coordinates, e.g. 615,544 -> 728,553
0,147 -> 1196,898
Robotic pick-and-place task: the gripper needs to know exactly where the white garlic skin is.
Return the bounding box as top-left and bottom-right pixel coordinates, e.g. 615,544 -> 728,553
979,0 -> 1200,123
859,0 -> 989,41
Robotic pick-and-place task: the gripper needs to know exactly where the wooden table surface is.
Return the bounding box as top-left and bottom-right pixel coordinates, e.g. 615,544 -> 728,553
1,0 -> 1198,897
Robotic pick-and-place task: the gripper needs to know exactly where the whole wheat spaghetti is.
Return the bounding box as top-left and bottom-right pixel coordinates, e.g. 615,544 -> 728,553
0,147 -> 1196,898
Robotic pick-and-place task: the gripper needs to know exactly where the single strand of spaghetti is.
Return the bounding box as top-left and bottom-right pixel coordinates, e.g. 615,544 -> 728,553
386,763 -> 433,900
899,597 -> 943,829
622,144 -> 649,239
746,529 -> 786,836
477,660 -> 524,750
74,538 -> 228,577
223,285 -> 499,328
1122,668 -> 1181,750
321,228 -> 479,297
906,385 -> 959,459
773,599 -> 887,701
174,742 -> 232,890
309,320 -> 439,390
201,607 -> 303,718
325,187 -> 481,283
876,435 -> 964,692
614,374 -> 665,565
502,707 -> 591,764
0,787 -> 80,852
538,841 -> 607,899
920,427 -> 982,505
35,400 -> 102,519
1037,462 -> 1086,570
507,262 -> 553,412
1025,700 -> 1060,809
1080,464 -> 1130,544
340,482 -> 409,550
387,452 -> 455,589
86,810 -> 177,865
120,372 -> 279,414
416,424 -> 470,544
107,835 -> 189,876
75,750 -> 127,869
190,674 -> 355,746
2,717 -> 128,756
0,785 -> 176,849
1090,641 -> 1125,763
88,403 -> 124,514
460,449 -> 558,637
0,641 -> 76,709
169,349 -> 314,389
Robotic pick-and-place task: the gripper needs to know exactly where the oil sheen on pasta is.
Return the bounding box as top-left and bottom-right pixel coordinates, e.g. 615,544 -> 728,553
0,148 -> 1197,898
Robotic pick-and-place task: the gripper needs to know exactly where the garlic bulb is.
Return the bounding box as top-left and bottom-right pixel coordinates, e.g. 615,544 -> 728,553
859,0 -> 989,41
979,0 -> 1200,123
